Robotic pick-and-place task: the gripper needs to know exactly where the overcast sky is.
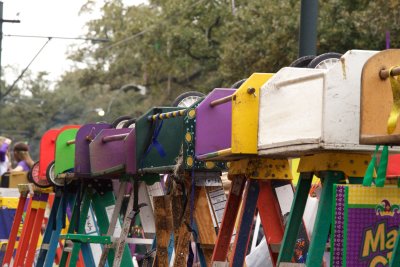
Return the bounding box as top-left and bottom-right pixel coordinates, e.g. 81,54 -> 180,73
2,0 -> 145,87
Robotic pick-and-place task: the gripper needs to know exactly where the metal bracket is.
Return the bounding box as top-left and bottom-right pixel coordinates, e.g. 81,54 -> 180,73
228,158 -> 292,180
60,233 -> 112,244
89,179 -> 114,196
298,152 -> 371,178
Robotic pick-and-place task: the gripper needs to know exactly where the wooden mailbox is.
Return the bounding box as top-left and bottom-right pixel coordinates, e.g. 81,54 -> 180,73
258,50 -> 377,157
135,107 -> 185,172
38,129 -> 60,180
89,128 -> 134,176
74,123 -> 111,177
195,73 -> 273,161
360,49 -> 400,145
54,127 -> 80,176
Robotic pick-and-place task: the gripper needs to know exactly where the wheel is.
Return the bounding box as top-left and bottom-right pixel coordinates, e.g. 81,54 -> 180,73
46,160 -> 72,187
111,115 -> 132,129
28,161 -> 52,188
171,91 -> 205,107
46,161 -> 57,186
230,78 -> 247,89
289,55 -> 316,68
307,52 -> 343,69
122,118 -> 136,128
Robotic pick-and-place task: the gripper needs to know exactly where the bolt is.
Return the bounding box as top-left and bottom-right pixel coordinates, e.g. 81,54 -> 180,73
247,87 -> 256,94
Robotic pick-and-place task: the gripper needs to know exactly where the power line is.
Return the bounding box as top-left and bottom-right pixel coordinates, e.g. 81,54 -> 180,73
99,0 -> 207,51
4,33 -> 109,43
0,37 -> 51,102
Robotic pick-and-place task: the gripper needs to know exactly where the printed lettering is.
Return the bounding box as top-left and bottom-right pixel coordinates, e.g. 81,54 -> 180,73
362,223 -> 386,257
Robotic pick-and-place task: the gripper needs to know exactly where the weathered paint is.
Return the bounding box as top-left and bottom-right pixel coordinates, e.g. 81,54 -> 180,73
231,73 -> 273,154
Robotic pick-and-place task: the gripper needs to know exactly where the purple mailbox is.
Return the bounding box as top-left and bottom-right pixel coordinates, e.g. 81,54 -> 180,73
195,88 -> 235,160
89,128 -> 136,177
74,123 -> 112,177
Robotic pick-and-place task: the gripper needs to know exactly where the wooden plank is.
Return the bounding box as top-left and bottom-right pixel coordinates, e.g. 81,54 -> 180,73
200,247 -> 214,267
360,49 -> 400,144
113,187 -> 135,267
194,187 -> 217,249
172,174 -> 192,267
153,195 -> 173,267
138,182 -> 156,234
171,193 -> 184,250
172,197 -> 191,267
146,181 -> 165,211
98,181 -> 126,266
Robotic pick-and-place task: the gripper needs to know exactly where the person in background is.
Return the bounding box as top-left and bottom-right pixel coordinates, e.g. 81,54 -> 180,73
0,136 -> 12,176
11,142 -> 34,172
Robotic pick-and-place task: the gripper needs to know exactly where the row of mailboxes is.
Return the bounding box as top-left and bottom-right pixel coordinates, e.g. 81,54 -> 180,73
31,49 -> 400,187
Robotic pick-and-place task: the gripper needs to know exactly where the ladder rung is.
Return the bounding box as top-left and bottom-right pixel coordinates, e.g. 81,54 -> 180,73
40,244 -> 50,250
269,242 -> 281,253
63,247 -> 73,253
279,263 -> 306,267
212,262 -> 229,267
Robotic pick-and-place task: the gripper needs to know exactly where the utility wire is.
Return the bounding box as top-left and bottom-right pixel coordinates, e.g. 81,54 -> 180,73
4,34 -> 109,43
98,0 -> 207,51
0,37 -> 51,102
101,29 -> 150,50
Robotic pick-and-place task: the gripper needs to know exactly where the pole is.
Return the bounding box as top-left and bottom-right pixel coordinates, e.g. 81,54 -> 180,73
0,2 -> 3,99
299,0 -> 318,57
0,1 -> 20,98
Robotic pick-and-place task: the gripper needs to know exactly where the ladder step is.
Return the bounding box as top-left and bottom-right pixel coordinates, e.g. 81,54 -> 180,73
279,263 -> 306,267
270,242 -> 281,253
63,247 -> 73,253
40,244 -> 50,250
212,261 -> 229,267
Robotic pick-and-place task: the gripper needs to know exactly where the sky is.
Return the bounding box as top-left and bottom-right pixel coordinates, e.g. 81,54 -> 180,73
1,0 -> 145,88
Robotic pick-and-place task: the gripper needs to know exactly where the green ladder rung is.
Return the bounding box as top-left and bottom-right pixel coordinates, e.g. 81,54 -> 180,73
59,234 -> 112,244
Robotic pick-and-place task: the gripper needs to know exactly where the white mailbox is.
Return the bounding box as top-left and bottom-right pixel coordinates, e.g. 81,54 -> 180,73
258,50 -> 377,157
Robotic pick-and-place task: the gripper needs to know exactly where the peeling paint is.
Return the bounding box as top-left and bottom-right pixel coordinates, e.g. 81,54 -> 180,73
341,57 -> 347,80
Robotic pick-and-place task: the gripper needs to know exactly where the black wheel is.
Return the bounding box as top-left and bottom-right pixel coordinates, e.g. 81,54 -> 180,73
171,91 -> 205,107
29,161 -> 52,188
46,161 -> 56,186
307,52 -> 343,69
122,118 -> 136,128
289,55 -> 316,68
230,78 -> 247,89
111,115 -> 132,129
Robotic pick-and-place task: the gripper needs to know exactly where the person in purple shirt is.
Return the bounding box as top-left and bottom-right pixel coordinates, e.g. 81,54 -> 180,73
0,136 -> 11,176
11,142 -> 34,172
